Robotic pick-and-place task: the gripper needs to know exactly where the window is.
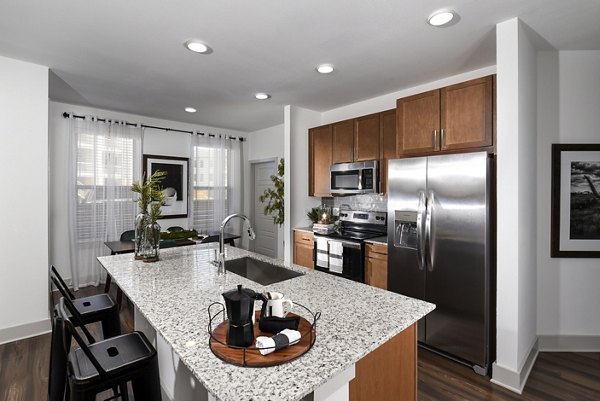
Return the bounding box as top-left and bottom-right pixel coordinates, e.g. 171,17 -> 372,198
191,145 -> 229,231
75,131 -> 138,242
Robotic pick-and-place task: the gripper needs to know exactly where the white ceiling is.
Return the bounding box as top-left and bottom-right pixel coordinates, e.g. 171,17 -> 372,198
1,0 -> 599,132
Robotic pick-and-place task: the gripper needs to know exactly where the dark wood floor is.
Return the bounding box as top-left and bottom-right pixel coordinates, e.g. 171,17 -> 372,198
1,285 -> 599,401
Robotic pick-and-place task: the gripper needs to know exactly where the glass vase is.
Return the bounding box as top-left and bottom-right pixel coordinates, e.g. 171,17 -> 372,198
134,212 -> 148,260
143,220 -> 161,263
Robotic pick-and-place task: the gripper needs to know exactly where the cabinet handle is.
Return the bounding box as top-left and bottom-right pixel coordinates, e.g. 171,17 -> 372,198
302,237 -> 312,242
440,129 -> 445,149
432,130 -> 438,150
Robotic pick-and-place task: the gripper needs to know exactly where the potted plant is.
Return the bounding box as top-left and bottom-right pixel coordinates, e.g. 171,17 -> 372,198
259,159 -> 284,225
131,170 -> 166,261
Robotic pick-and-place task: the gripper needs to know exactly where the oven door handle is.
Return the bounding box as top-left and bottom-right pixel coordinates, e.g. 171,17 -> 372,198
340,241 -> 361,250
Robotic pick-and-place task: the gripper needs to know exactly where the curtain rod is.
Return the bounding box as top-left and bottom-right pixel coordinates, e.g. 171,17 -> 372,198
62,112 -> 245,142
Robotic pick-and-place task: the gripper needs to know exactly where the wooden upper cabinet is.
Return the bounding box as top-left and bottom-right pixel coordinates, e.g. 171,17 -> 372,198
354,113 -> 380,162
332,120 -> 355,164
309,125 -> 332,197
396,90 -> 440,156
379,109 -> 396,195
396,75 -> 494,157
440,76 -> 493,150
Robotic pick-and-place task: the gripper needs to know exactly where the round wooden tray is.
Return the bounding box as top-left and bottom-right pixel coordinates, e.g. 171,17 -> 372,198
209,311 -> 316,367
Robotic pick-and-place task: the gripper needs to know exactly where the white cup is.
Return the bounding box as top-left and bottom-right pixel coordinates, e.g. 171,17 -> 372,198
263,292 -> 293,318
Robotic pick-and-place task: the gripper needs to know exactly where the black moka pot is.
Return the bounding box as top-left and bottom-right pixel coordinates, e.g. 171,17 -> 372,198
222,284 -> 256,347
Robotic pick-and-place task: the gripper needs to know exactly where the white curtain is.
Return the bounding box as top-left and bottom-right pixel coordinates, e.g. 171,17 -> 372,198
188,134 -> 243,234
68,115 -> 142,289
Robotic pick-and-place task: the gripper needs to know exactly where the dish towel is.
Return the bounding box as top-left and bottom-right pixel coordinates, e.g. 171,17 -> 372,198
316,237 -> 329,269
255,329 -> 301,356
328,240 -> 343,274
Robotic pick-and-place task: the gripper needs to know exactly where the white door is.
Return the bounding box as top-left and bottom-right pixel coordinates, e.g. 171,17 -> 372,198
251,160 -> 278,258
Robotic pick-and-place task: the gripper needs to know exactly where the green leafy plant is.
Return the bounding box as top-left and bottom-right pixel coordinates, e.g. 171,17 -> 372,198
259,159 -> 284,226
160,229 -> 199,240
307,207 -> 321,224
307,205 -> 337,224
131,170 -> 167,221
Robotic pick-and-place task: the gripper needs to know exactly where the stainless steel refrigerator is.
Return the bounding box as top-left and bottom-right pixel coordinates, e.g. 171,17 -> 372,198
387,151 -> 493,375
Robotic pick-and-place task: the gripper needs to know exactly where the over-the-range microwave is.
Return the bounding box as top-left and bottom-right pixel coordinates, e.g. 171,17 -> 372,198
329,160 -> 378,195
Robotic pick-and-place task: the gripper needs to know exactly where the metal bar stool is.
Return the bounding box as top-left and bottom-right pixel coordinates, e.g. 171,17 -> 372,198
48,266 -> 122,401
56,298 -> 161,401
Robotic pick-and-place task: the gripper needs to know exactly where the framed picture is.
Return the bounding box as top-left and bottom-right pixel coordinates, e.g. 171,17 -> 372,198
551,144 -> 600,257
143,154 -> 189,219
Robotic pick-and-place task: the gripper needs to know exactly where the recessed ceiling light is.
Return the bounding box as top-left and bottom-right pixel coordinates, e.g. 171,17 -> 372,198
184,40 -> 211,54
255,93 -> 270,100
427,9 -> 455,27
185,107 -> 197,113
316,64 -> 334,74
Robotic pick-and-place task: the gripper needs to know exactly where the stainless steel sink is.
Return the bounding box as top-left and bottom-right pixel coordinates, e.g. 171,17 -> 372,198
225,257 -> 304,285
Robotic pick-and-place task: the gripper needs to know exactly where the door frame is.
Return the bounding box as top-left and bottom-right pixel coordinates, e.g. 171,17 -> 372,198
249,157 -> 280,257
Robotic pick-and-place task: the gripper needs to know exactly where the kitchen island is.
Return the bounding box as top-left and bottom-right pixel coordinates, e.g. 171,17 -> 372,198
97,243 -> 434,401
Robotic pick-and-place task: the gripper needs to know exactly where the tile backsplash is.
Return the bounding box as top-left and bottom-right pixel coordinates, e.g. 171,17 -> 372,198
322,194 -> 387,212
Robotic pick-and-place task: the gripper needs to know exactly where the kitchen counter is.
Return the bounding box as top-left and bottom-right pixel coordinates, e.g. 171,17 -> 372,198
364,235 -> 387,245
293,226 -> 313,233
98,244 -> 433,401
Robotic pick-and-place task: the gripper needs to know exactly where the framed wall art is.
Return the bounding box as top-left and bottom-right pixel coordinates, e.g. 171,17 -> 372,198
551,144 -> 600,257
143,154 -> 189,219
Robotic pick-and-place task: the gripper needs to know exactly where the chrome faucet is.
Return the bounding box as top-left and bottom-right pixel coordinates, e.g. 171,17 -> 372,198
217,213 -> 256,275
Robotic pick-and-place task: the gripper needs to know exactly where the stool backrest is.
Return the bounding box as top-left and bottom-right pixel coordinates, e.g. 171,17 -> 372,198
56,297 -> 107,376
50,265 -> 76,301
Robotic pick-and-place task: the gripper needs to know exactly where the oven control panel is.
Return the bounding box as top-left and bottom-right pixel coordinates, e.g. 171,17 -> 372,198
338,210 -> 387,225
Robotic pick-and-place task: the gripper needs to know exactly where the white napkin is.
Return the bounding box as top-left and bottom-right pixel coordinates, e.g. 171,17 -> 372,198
328,241 -> 343,274
255,329 -> 301,356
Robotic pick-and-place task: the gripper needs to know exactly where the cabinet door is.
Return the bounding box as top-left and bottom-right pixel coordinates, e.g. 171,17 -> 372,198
309,125 -> 332,196
379,109 -> 396,195
440,76 -> 493,150
396,90 -> 440,156
354,113 -> 380,162
332,120 -> 355,164
365,243 -> 388,290
293,230 -> 314,269
368,257 -> 388,290
294,243 -> 314,269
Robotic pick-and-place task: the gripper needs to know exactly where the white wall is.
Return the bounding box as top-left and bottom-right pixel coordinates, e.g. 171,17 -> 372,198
245,124 -> 285,259
284,106 -> 321,263
493,18 -> 540,392
0,56 -> 49,343
49,101 -> 247,282
537,51 -> 600,346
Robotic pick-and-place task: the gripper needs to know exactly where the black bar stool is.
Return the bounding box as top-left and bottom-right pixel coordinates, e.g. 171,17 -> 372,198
49,266 -> 121,338
48,266 -> 122,401
56,298 -> 161,401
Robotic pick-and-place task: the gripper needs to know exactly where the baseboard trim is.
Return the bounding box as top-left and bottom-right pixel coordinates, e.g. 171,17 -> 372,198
491,339 -> 539,394
538,335 -> 600,352
0,318 -> 52,345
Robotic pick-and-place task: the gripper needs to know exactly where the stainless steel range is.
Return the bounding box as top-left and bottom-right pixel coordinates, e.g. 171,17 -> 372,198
313,210 -> 387,282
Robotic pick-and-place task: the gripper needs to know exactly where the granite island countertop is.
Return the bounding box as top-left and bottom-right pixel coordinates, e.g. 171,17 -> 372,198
98,244 -> 434,401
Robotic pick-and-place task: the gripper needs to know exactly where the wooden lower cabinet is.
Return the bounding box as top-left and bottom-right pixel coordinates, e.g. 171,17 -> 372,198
365,243 -> 388,290
293,230 -> 314,269
350,323 -> 417,401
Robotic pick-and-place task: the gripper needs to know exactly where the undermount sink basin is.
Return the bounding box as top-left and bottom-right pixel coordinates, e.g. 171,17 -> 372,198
225,257 -> 304,285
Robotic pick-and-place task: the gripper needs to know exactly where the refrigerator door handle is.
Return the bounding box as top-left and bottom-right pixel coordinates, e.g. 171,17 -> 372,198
425,191 -> 434,272
416,191 -> 426,271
